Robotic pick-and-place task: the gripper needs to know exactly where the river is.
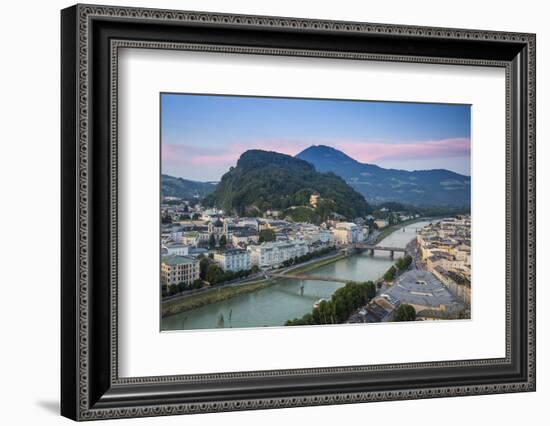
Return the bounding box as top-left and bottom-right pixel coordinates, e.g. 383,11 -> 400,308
161,221 -> 431,331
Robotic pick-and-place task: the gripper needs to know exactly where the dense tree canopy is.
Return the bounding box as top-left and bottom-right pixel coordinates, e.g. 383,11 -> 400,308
204,150 -> 369,220
394,304 -> 416,322
285,281 -> 376,326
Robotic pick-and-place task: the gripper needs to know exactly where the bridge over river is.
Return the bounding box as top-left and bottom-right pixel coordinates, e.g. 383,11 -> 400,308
353,243 -> 408,258
267,272 -> 352,283
267,245 -> 408,283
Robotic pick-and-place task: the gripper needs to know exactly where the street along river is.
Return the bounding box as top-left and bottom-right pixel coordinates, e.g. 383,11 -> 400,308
161,221 -> 431,331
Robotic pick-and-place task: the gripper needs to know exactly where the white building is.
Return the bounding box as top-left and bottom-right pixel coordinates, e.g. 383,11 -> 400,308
181,231 -> 200,246
301,229 -> 334,246
247,240 -> 309,268
374,219 -> 389,229
163,242 -> 190,256
231,230 -> 259,246
160,255 -> 200,287
331,222 -> 363,245
213,249 -> 251,272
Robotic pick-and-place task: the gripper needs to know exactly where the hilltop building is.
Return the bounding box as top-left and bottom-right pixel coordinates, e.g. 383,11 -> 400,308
309,192 -> 321,207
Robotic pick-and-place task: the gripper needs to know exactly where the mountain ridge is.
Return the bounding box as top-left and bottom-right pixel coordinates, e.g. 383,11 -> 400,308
295,145 -> 470,207
161,174 -> 217,199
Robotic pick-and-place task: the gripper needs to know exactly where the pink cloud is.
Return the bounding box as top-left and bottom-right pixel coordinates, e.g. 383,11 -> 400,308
162,140 -> 311,168
162,137 -> 470,179
334,138 -> 470,163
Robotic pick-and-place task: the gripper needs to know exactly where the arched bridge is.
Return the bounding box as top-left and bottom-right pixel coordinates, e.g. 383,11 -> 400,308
354,243 -> 408,258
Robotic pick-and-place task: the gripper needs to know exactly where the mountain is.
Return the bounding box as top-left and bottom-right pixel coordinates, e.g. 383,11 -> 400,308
161,174 -> 217,199
204,150 -> 368,221
296,145 -> 470,207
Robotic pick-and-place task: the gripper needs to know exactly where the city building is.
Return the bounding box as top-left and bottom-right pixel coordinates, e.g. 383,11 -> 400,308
213,249 -> 251,272
265,209 -> 282,218
163,242 -> 190,256
374,219 -> 389,229
247,240 -> 309,268
231,228 -> 259,246
160,255 -> 200,287
417,216 -> 471,289
432,265 -> 471,305
201,209 -> 222,221
181,231 -> 200,246
331,222 -> 363,245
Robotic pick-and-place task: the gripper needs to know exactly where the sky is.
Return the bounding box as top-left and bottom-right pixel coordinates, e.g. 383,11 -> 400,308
161,93 -> 471,181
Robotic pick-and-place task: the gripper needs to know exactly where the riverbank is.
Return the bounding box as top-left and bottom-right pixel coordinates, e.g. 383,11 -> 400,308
162,279 -> 275,317
373,217 -> 433,244
161,251 -> 347,317
281,252 -> 347,275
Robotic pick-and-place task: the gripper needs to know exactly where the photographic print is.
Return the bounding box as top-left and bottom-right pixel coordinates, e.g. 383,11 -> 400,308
160,94 -> 472,331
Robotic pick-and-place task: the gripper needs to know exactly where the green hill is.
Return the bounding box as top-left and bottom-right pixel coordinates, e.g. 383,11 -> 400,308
204,150 -> 369,221
161,174 -> 217,199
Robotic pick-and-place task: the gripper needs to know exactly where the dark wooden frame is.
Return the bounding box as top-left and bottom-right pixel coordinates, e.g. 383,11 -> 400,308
61,4 -> 536,421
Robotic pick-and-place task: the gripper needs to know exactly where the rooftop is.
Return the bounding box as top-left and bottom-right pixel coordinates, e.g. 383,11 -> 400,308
384,270 -> 458,308
161,255 -> 197,266
216,249 -> 248,256
164,242 -> 189,248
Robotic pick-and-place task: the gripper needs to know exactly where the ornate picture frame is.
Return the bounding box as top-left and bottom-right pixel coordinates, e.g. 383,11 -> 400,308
61,4 -> 536,421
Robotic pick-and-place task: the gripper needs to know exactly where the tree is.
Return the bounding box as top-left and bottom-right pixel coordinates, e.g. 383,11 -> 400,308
365,281 -> 376,300
258,228 -> 276,243
285,281 -> 377,326
161,214 -> 172,224
395,255 -> 412,271
205,264 -> 224,284
251,265 -> 260,274
199,257 -> 210,280
192,279 -> 204,289
219,234 -> 227,249
208,234 -> 217,249
192,213 -> 201,220
383,265 -> 397,282
394,304 -> 416,322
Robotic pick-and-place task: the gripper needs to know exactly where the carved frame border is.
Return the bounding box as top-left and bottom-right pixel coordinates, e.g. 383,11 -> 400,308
62,3 -> 536,421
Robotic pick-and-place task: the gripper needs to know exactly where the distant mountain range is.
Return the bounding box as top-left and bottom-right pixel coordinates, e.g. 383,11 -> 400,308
162,145 -> 471,208
203,150 -> 368,221
161,174 -> 217,199
296,145 -> 470,207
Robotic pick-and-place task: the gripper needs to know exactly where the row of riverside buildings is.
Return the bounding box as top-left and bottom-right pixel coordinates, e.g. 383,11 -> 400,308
416,216 -> 471,305
161,215 -> 370,288
160,239 -> 309,288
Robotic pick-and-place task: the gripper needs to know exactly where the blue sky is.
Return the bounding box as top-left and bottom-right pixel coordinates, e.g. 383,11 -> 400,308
161,93 -> 471,181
